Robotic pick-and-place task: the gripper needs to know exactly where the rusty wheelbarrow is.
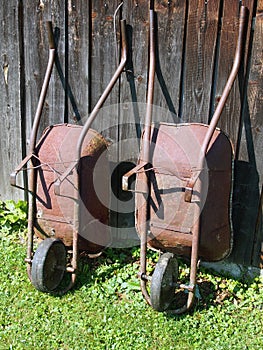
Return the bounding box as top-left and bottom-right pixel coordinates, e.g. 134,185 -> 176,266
11,19 -> 127,293
123,6 -> 248,313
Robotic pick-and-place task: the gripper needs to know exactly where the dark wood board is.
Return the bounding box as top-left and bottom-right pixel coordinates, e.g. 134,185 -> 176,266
182,0 -> 220,123
66,0 -> 91,124
0,0 -> 24,200
246,0 -> 263,266
88,0 -> 120,140
111,0 -> 151,243
215,0 -> 241,143
216,0 -> 261,266
153,0 -> 186,121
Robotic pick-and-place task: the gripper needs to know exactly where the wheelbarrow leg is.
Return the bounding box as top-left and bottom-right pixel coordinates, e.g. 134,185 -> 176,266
25,169 -> 36,280
169,208 -> 201,314
187,221 -> 200,309
169,6 -> 249,314
52,19 -> 128,290
25,22 -> 56,280
139,180 -> 151,306
138,7 -> 156,306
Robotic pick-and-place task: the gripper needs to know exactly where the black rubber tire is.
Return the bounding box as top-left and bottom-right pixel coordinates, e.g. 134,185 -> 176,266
31,238 -> 67,293
150,252 -> 179,311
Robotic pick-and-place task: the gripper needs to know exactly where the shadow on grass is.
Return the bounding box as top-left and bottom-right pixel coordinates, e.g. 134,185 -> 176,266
50,247 -> 243,320
50,247 -> 140,297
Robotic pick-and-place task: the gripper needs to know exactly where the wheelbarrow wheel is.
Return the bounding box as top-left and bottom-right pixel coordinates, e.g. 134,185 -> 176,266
31,238 -> 67,293
150,252 -> 178,311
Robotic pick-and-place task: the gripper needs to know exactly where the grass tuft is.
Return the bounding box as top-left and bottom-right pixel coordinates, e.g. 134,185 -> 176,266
0,201 -> 263,349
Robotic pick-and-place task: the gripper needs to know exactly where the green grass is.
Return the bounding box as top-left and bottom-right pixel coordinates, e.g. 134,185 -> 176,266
0,201 -> 263,349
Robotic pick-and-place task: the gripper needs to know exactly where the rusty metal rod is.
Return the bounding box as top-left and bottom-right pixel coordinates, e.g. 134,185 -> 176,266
54,19 -> 128,194
76,20 -> 127,160
202,6 -> 248,156
10,22 -> 56,187
29,21 -> 56,154
139,8 -> 156,306
141,9 -> 156,164
185,6 -> 248,202
70,20 -> 128,284
26,22 -> 56,277
172,6 -> 249,315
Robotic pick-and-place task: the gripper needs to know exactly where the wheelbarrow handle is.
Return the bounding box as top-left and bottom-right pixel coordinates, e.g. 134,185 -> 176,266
141,9 -> 156,164
29,21 -> 56,154
46,21 -> 56,50
185,5 -> 249,203
76,19 -> 128,160
54,19 -> 128,194
202,5 -> 249,156
122,9 -> 156,192
10,21 -> 56,188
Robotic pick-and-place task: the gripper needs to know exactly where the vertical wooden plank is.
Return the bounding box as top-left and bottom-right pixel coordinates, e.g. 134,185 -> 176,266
89,0 -> 120,136
235,0 -> 257,164
0,0 -> 24,200
214,1 -> 243,264
153,0 -> 186,120
242,0 -> 263,185
119,0 -> 187,165
120,0 -> 149,161
216,1 -> 254,145
182,0 -> 220,123
113,0 -> 150,244
247,0 -> 263,266
215,0 -> 260,266
89,1 -> 124,245
67,0 -> 90,123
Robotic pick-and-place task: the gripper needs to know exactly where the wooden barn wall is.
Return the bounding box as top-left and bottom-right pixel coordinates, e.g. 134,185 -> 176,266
0,0 -> 262,267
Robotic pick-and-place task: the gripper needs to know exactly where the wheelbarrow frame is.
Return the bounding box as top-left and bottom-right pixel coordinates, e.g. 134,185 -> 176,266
123,5 -> 248,313
11,19 -> 128,293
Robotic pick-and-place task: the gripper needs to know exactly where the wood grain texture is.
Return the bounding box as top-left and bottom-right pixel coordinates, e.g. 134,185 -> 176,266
88,0 -> 120,140
153,0 -> 186,121
112,0 -> 151,241
247,0 -> 263,266
67,0 -> 90,124
182,0 -> 220,123
215,0 -> 241,144
0,0 -> 24,200
119,0 -> 150,162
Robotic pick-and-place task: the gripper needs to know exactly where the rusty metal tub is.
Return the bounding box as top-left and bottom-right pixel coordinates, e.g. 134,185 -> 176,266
34,123 -> 110,253
135,122 -> 233,262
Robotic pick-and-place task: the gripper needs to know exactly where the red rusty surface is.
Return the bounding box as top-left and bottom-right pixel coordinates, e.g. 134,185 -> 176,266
34,124 -> 110,253
135,122 -> 233,262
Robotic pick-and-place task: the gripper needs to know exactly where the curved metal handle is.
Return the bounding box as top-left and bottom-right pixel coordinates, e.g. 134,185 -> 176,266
122,9 -> 156,192
46,21 -> 56,50
29,22 -> 56,154
76,19 -> 128,161
54,19 -> 128,194
202,5 -> 248,156
10,21 -> 56,188
185,6 -> 249,202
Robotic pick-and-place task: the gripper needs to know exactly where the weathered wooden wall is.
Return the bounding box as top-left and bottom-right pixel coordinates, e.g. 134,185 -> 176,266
0,0 -> 262,267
